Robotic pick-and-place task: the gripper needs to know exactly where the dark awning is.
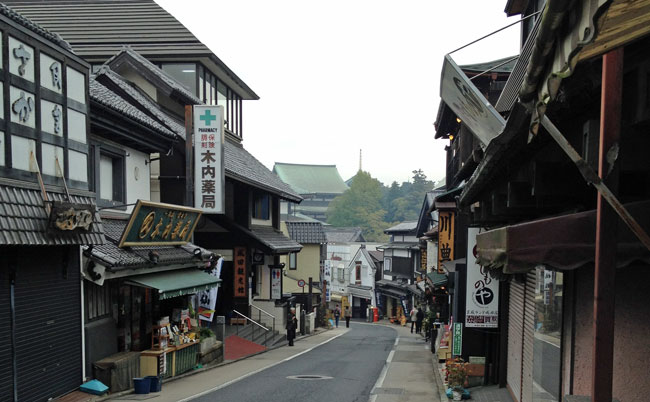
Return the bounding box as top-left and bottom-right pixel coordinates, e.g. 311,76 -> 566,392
125,269 -> 221,300
206,216 -> 302,254
376,280 -> 409,298
476,200 -> 650,274
426,272 -> 448,287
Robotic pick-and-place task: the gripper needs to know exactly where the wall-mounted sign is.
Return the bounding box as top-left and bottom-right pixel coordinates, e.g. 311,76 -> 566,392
271,268 -> 282,300
233,247 -> 247,298
193,105 -> 224,214
465,228 -> 499,328
452,322 -> 463,356
420,249 -> 428,272
440,54 -> 506,147
437,211 -> 455,273
48,201 -> 94,232
118,200 -> 202,247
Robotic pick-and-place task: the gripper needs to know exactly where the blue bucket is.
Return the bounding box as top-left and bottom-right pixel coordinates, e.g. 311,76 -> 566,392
146,375 -> 162,392
133,377 -> 151,394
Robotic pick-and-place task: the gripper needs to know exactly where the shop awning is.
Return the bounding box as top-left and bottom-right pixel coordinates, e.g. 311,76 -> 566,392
330,294 -> 343,302
426,272 -> 448,287
348,285 -> 373,300
125,269 -> 221,300
376,280 -> 409,299
205,215 -> 302,255
476,200 -> 650,274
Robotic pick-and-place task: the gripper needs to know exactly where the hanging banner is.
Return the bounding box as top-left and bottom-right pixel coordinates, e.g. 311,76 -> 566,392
198,257 -> 223,322
437,211 -> 455,273
193,105 -> 224,213
440,54 -> 506,146
234,247 -> 247,298
452,322 -> 463,356
465,228 -> 499,328
271,268 -> 282,300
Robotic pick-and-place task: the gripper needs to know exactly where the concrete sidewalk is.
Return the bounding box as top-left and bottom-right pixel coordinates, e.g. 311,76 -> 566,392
103,326 -> 347,402
367,321 -> 443,402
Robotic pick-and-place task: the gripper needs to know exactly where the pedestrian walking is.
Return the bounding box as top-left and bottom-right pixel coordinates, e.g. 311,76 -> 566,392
344,306 -> 351,328
286,307 -> 297,346
416,307 -> 424,334
410,306 -> 417,333
333,304 -> 341,328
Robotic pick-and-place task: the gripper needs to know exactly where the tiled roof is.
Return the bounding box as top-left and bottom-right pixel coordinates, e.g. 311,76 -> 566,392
0,3 -> 73,51
94,66 -> 182,141
273,163 -> 349,194
323,226 -> 365,243
0,180 -> 104,246
90,218 -> 211,270
225,141 -> 302,202
104,46 -> 202,106
90,76 -> 177,141
250,225 -> 303,254
285,222 -> 326,244
385,221 -> 418,233
368,250 -> 383,263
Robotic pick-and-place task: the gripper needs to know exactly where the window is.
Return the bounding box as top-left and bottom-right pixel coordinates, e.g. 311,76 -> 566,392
85,281 -> 112,321
94,145 -> 126,207
338,266 -> 345,283
289,252 -> 297,270
252,192 -> 270,220
161,63 -> 197,95
355,262 -> 361,283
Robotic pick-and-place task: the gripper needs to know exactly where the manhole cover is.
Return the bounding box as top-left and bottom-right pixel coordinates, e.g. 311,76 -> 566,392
286,375 -> 333,380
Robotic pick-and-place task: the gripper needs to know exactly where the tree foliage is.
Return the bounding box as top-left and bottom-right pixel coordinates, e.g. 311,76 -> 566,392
327,169 -> 436,241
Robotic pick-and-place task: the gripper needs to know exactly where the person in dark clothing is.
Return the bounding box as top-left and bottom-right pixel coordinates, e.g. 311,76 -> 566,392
344,306 -> 351,328
286,307 -> 297,346
333,304 -> 341,328
415,307 -> 424,334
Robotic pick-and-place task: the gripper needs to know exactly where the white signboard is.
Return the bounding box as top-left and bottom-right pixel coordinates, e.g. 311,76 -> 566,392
465,227 -> 499,328
440,54 -> 506,147
271,268 -> 282,300
323,260 -> 332,302
193,105 -> 224,213
198,257 -> 223,322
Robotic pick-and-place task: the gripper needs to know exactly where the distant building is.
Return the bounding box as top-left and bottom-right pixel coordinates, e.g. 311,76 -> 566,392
273,163 -> 348,222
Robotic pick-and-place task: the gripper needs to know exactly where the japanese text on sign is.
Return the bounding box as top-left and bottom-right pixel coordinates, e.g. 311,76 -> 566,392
437,211 -> 455,273
193,105 -> 224,213
118,200 -> 202,247
465,227 -> 499,328
233,247 -> 247,298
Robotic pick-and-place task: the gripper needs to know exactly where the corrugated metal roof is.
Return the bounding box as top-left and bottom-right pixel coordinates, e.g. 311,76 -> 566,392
0,181 -> 105,246
3,0 -> 258,99
273,163 -> 349,195
285,221 -> 326,244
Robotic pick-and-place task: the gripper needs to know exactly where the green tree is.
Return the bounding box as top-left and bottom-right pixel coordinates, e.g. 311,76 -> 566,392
388,169 -> 434,222
327,171 -> 388,242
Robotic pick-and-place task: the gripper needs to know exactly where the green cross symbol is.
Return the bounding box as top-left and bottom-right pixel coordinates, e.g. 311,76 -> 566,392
200,110 -> 217,126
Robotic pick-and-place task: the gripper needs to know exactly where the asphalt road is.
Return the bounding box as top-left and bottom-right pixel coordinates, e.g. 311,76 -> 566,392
193,323 -> 397,402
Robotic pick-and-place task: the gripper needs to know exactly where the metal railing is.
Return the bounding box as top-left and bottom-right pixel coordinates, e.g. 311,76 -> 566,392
250,304 -> 276,333
232,309 -> 271,346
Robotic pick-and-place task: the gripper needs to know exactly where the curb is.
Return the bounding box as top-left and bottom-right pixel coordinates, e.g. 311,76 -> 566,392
91,327 -> 330,401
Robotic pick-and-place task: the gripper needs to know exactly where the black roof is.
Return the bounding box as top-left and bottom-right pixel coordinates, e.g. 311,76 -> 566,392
285,221 -> 326,244
104,46 -> 202,106
323,226 -> 365,243
3,0 -> 259,99
0,180 -> 104,246
0,2 -> 72,51
224,140 -> 302,203
90,218 -> 210,270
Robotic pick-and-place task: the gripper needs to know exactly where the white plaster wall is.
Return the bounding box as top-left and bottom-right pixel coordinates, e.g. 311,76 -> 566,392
125,146 -> 150,213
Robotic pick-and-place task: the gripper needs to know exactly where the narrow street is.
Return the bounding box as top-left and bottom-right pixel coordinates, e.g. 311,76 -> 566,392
123,323 -> 440,402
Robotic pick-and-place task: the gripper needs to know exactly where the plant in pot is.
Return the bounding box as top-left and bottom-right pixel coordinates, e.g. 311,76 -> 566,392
198,327 -> 216,354
446,359 -> 468,401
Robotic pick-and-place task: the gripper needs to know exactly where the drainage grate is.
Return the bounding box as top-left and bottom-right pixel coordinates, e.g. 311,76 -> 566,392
286,375 -> 333,380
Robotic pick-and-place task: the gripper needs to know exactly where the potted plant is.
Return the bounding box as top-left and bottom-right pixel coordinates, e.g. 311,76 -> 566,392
198,328 -> 216,354
446,359 -> 468,400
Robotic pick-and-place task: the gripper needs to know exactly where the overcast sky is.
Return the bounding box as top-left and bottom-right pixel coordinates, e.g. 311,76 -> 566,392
155,0 -> 520,186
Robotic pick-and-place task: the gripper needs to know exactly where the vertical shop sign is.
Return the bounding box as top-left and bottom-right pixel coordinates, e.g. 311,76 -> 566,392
420,249 -> 428,272
452,322 -> 463,356
438,211 -> 455,273
323,260 -> 332,303
465,227 -> 499,328
271,268 -> 282,300
234,247 -> 247,297
193,105 -> 224,213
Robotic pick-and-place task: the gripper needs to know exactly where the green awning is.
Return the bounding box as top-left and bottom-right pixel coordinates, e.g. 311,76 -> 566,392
427,272 -> 448,287
125,270 -> 221,300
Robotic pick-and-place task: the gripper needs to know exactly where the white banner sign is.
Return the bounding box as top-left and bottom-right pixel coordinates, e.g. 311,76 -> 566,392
271,268 -> 282,300
323,260 -> 332,302
198,257 -> 223,322
440,54 -> 506,147
193,105 -> 224,213
465,227 -> 499,328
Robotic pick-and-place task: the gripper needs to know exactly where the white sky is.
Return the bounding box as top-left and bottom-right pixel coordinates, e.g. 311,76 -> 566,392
155,0 -> 521,186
